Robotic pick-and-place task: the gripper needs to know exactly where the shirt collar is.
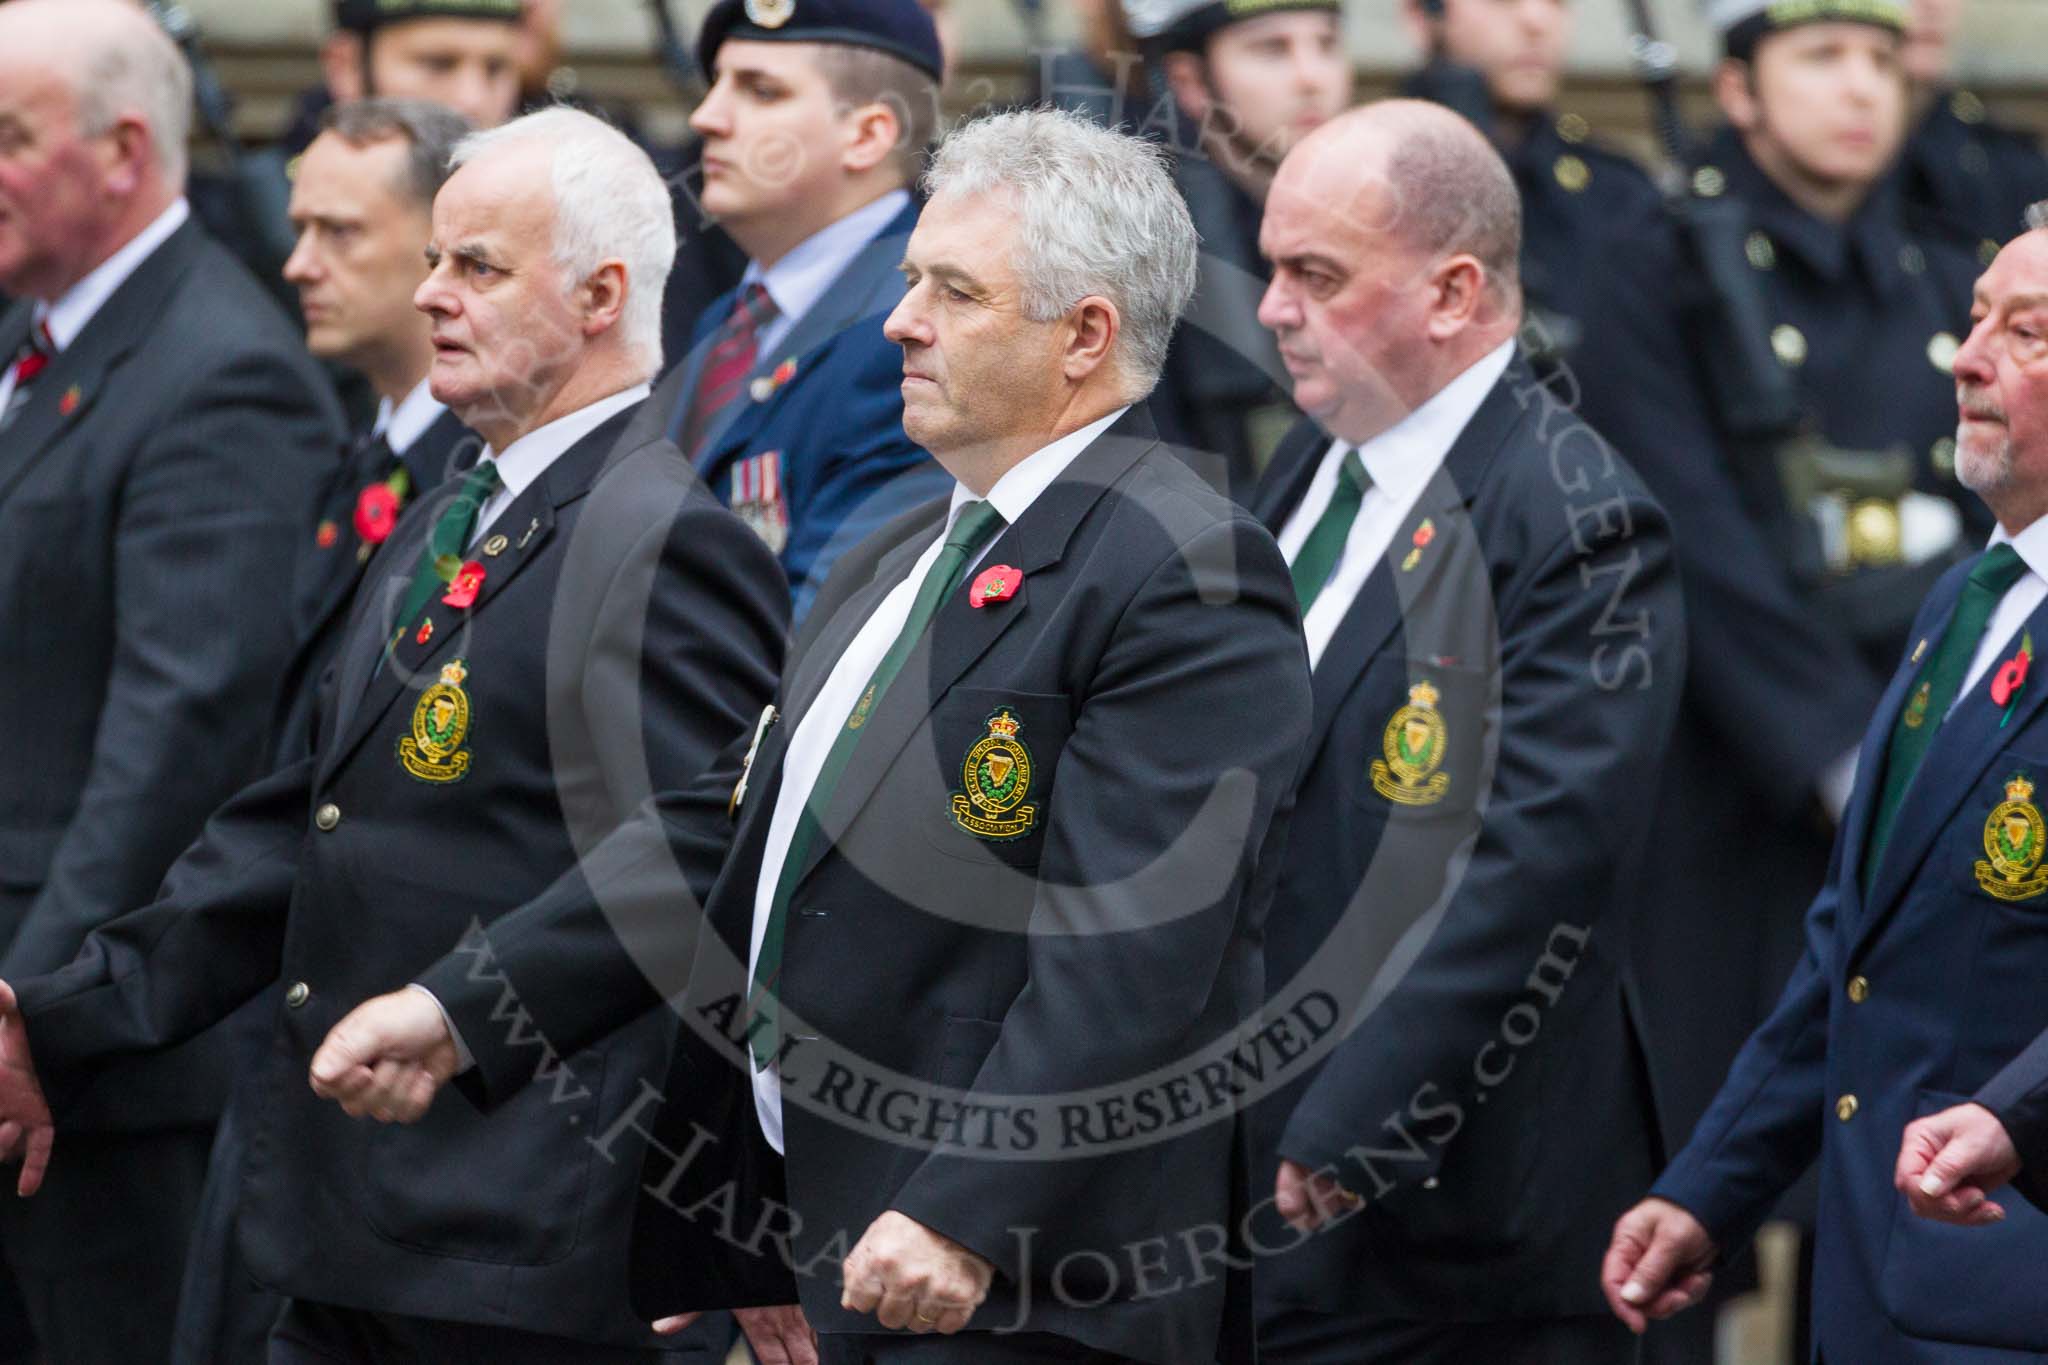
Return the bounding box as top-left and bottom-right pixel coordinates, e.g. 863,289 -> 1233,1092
742,189 -> 911,330
1348,338 -> 1516,504
37,199 -> 191,352
945,406 -> 1131,531
1991,515 -> 2048,587
373,376 -> 448,456
481,382 -> 651,505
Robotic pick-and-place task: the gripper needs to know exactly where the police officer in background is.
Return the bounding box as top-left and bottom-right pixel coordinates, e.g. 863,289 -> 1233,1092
1124,0 -> 1353,499
1572,2 -> 1985,1335
1400,0 -> 1663,371
1898,0 -> 2048,250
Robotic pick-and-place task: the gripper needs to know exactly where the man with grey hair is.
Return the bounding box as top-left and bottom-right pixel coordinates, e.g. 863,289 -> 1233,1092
0,105 -> 789,1363
300,104 -> 1314,1365
1245,100 -> 1681,1364
0,1 -> 344,1359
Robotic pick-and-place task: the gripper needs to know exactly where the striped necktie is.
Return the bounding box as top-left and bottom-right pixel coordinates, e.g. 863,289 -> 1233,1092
0,319 -> 56,436
679,283 -> 778,457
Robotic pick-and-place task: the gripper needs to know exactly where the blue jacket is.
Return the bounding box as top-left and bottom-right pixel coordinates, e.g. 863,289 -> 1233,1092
1656,550 -> 2048,1362
660,197 -> 950,622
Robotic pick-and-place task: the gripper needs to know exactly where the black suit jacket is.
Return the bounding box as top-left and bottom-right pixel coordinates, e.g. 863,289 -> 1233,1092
1245,357 -> 1685,1320
12,405 -> 789,1343
421,407 -> 1315,1364
0,219 -> 342,1130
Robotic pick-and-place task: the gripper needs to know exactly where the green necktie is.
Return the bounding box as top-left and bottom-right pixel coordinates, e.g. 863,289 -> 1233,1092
389,458 -> 503,646
747,499 -> 1008,1070
1863,541 -> 2030,886
1291,448 -> 1372,612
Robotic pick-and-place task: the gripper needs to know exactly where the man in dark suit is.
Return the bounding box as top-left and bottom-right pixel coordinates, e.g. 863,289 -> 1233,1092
1243,100 -> 1683,1365
657,0 -> 952,621
1607,221 -> 2048,1362
0,107 -> 788,1362
301,105 -> 1315,1365
0,3 -> 344,1359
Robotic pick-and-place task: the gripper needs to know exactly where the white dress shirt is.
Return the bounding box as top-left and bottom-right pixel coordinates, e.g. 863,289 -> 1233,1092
466,383 -> 651,548
0,198 -> 191,418
745,406 -> 1129,1152
744,189 -> 910,362
1276,340 -> 1514,670
373,377 -> 448,459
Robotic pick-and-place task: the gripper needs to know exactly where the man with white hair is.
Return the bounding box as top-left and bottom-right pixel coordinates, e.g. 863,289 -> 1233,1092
1245,100 -> 1680,1364
0,1 -> 343,1358
299,106 -> 1315,1365
0,106 -> 789,1362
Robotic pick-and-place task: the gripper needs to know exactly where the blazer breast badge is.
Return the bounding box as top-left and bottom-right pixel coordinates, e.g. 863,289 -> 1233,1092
1371,681 -> 1450,806
951,709 -> 1038,840
1976,773 -> 2048,901
398,659 -> 475,784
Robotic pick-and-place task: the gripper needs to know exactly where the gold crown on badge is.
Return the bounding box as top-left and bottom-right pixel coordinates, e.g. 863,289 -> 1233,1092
1408,681 -> 1441,710
2010,775 -> 2036,804
440,660 -> 469,687
986,709 -> 1021,739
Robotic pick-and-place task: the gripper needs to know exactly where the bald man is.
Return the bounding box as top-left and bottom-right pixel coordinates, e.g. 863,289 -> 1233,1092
1242,101 -> 1682,1365
0,2 -> 342,1358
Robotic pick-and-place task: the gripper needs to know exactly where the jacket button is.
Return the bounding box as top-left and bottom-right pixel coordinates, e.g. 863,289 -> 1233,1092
314,803 -> 341,832
1847,976 -> 1870,1003
285,982 -> 311,1009
1836,1094 -> 1859,1122
1422,1177 -> 1440,1190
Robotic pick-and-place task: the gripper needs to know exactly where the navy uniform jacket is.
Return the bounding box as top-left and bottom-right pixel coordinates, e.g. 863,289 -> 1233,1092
416,406 -> 1315,1364
1573,128 -> 1984,1153
1245,357 -> 1685,1320
659,197 -> 951,622
1655,547 -> 2048,1362
0,219 -> 342,1130
10,406 -> 789,1344
274,410 -> 474,767
1505,113 -> 1664,370
1903,89 -> 2048,253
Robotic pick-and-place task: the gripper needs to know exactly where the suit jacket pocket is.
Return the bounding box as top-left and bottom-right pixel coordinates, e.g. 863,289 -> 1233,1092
918,688 -> 1071,870
362,1048 -> 606,1265
1879,1087 -> 2048,1351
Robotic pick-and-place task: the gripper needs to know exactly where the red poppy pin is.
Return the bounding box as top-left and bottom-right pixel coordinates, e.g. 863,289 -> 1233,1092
315,520 -> 340,550
1995,632 -> 2034,727
416,618 -> 434,646
1401,518 -> 1437,573
441,560 -> 486,609
970,564 -> 1021,609
58,385 -> 80,417
354,483 -> 402,545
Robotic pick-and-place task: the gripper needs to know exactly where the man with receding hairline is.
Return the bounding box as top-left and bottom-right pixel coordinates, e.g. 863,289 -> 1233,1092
1245,100 -> 1680,1365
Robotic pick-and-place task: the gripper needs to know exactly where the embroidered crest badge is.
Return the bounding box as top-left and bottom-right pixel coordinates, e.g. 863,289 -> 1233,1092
1370,681 -> 1451,806
398,659 -> 475,784
1902,680 -> 1932,730
950,709 -> 1038,840
1976,773 -> 2048,901
733,451 -> 791,555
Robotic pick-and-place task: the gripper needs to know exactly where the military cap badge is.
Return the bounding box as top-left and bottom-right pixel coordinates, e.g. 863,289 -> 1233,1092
746,0 -> 795,28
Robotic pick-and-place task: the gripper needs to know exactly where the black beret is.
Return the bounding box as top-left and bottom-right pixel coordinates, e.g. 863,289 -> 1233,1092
1126,0 -> 1343,55
697,0 -> 944,84
333,0 -> 522,35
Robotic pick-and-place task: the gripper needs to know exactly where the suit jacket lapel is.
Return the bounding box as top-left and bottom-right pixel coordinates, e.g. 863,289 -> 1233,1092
317,409 -> 632,785
0,225 -> 201,512
1858,590 -> 2048,949
1251,417 -> 1334,532
795,409 -> 1159,885
1294,362 -> 1528,763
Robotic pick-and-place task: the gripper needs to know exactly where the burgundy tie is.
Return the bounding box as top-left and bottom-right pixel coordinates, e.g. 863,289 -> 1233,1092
679,283 -> 778,456
0,320 -> 55,435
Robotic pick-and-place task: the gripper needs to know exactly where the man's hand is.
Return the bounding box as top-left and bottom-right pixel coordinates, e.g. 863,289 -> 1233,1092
1897,1101 -> 2022,1226
1275,1158 -> 1364,1232
1601,1197 -> 1716,1334
0,982 -> 53,1196
840,1210 -> 993,1334
725,1305 -> 818,1364
308,989 -> 459,1123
